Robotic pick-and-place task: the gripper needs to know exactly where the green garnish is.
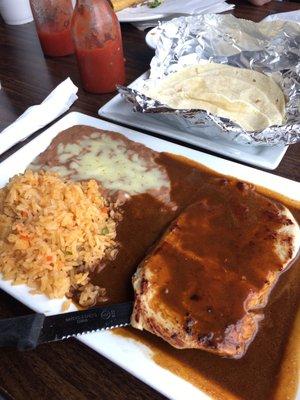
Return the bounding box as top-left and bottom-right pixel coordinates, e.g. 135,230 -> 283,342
101,227 -> 109,235
65,251 -> 73,255
148,0 -> 163,8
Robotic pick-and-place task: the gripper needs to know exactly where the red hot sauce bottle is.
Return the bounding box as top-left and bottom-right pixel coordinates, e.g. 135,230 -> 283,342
30,0 -> 74,57
72,0 -> 126,93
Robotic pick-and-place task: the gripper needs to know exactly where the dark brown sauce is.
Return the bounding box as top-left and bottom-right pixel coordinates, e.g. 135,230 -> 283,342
106,154 -> 300,400
33,126 -> 300,400
137,177 -> 296,356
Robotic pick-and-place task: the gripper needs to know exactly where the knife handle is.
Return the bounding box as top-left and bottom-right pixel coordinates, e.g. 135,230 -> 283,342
0,313 -> 45,350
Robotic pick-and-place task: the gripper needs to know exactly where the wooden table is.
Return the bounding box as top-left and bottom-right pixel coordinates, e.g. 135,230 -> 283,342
0,1 -> 299,399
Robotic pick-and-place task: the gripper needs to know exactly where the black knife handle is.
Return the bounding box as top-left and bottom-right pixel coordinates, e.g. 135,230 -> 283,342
0,313 -> 45,350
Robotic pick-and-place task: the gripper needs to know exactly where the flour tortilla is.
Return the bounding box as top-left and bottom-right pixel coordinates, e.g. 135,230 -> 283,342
143,63 -> 285,131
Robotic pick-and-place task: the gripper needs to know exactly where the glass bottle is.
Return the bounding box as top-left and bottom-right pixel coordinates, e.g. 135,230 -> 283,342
30,0 -> 74,57
72,0 -> 126,94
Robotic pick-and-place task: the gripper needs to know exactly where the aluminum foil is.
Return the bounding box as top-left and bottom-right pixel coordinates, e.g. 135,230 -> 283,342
118,14 -> 300,146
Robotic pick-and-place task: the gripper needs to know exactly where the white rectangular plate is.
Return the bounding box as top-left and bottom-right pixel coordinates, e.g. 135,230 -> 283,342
98,72 -> 288,170
0,112 -> 299,400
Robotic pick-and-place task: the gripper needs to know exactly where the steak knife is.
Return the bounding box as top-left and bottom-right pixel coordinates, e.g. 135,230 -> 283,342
0,301 -> 133,350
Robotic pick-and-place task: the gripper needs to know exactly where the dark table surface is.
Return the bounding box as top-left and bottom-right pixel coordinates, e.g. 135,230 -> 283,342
0,1 -> 299,399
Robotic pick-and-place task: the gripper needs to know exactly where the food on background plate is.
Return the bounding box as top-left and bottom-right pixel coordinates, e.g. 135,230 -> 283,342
0,170 -> 117,307
111,0 -> 144,11
142,62 -> 285,131
112,0 -> 163,11
147,0 -> 164,8
132,183 -> 300,358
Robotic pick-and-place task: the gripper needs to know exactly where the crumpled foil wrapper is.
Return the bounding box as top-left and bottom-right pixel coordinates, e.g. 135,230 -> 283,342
118,14 -> 300,146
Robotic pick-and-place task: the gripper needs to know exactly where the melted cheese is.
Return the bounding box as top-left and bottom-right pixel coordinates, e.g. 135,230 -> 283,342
42,134 -> 171,198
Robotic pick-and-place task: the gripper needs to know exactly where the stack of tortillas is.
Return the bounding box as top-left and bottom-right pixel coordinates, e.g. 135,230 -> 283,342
142,62 -> 285,131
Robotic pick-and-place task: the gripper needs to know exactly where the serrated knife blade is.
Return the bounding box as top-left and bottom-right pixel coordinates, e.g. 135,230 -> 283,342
0,301 -> 133,350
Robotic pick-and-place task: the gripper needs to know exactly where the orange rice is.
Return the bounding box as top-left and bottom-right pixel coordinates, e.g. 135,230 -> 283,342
0,170 -> 117,307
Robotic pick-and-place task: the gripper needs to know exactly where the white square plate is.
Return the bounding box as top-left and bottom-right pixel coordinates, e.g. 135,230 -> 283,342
0,112 -> 299,400
98,72 -> 288,170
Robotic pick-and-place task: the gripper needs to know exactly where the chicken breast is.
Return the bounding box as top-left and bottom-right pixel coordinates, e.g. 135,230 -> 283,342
131,181 -> 300,358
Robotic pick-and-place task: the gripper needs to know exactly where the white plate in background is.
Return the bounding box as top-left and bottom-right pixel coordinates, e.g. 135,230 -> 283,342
0,112 -> 298,400
116,0 -> 234,23
98,73 -> 288,170
117,11 -> 164,22
117,5 -> 164,22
